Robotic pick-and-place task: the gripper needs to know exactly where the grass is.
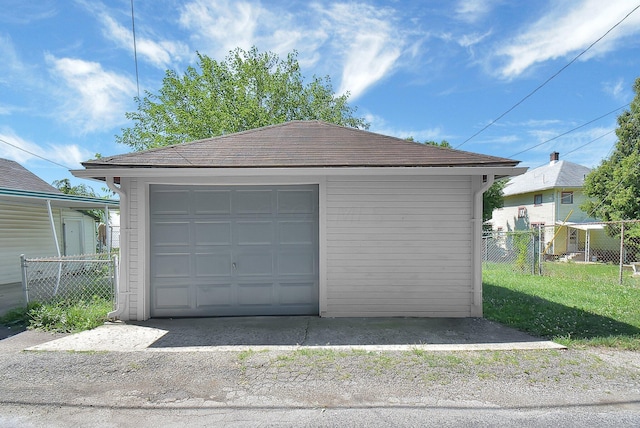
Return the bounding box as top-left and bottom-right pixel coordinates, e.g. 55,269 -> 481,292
483,262 -> 640,350
0,296 -> 112,333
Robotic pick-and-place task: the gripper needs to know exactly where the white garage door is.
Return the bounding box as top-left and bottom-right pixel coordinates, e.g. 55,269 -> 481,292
149,184 -> 319,317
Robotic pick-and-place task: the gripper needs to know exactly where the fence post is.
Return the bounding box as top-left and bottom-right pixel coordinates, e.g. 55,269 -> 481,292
538,226 -> 543,275
619,222 -> 625,285
20,254 -> 29,305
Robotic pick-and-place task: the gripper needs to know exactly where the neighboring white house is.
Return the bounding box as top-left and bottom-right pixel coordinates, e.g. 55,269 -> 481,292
0,158 -> 120,286
72,121 -> 525,321
489,152 -> 618,259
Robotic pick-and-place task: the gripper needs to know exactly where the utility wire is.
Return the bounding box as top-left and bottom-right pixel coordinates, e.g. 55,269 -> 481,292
131,0 -> 140,98
455,3 -> 640,149
528,129 -> 616,170
0,137 -> 70,169
509,104 -> 628,158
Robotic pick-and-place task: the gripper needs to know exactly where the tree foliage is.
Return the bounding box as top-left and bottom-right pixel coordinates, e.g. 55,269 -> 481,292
117,47 -> 369,151
52,179 -> 110,222
582,77 -> 640,237
484,179 -> 506,222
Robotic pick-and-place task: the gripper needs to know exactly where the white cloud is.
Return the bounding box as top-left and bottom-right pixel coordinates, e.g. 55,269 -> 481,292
45,54 -> 136,133
0,127 -> 92,168
178,0 -> 326,68
367,114 -> 449,142
179,0 -> 263,58
496,0 -> 640,78
455,0 -> 500,23
0,34 -> 30,85
99,13 -> 189,69
316,3 -> 404,99
603,78 -> 627,101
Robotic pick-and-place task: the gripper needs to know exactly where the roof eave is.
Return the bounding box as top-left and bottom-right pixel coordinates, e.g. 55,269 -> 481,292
72,165 -> 526,182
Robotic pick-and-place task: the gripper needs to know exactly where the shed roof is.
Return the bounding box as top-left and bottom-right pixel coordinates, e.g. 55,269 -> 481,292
503,160 -> 591,196
0,158 -> 62,193
0,158 -> 119,209
82,121 -> 519,169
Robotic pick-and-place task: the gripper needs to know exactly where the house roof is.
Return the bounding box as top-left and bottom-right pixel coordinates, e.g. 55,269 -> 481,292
503,159 -> 591,196
0,158 -> 119,209
82,121 -> 519,169
0,158 -> 63,193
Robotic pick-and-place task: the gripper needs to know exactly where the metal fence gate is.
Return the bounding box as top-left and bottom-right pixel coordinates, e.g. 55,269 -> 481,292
20,253 -> 118,306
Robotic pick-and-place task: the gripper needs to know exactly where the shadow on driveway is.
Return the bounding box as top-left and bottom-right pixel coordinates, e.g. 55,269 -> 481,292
135,316 -> 557,349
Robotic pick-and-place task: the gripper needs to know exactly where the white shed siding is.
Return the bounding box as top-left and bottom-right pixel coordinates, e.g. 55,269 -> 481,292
127,178 -> 140,320
324,176 -> 473,317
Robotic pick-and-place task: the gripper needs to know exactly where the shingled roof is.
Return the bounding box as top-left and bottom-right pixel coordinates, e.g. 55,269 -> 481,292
82,121 -> 519,169
0,158 -> 62,193
503,159 -> 591,196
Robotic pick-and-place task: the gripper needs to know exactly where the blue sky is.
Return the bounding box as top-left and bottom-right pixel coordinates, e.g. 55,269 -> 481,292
1,0 -> 639,191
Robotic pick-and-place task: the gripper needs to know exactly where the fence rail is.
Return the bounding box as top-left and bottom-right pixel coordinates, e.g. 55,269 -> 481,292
21,253 -> 118,307
483,220 -> 640,286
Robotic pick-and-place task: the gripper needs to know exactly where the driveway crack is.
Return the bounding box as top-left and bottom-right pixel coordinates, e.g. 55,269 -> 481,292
301,318 -> 310,345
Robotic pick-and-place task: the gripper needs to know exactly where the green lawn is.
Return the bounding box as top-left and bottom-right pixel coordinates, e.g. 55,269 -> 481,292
483,263 -> 640,349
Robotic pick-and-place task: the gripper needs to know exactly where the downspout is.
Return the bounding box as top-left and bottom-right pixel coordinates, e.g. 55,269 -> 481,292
472,174 -> 495,317
104,204 -> 111,253
46,199 -> 62,295
105,177 -> 128,319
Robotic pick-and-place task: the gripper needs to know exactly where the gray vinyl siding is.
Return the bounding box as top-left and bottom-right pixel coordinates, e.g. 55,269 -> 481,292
324,176 -> 474,317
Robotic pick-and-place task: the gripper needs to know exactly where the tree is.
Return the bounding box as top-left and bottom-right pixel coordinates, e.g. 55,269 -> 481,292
117,46 -> 369,151
52,179 -> 112,222
483,179 -> 506,222
581,77 -> 640,238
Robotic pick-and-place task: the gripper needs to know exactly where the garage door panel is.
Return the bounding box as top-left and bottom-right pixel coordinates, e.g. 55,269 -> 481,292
195,252 -> 232,277
235,190 -> 272,214
194,190 -> 231,214
279,251 -> 315,275
155,285 -> 190,309
196,284 -> 233,307
153,253 -> 191,278
236,221 -> 273,245
279,220 -> 315,244
194,221 -> 231,245
153,222 -> 190,246
278,282 -> 316,304
236,251 -> 273,276
237,283 -> 273,305
277,190 -> 315,214
151,190 -> 190,215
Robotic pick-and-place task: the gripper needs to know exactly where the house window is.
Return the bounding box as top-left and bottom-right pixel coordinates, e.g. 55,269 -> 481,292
517,206 -> 526,218
561,191 -> 573,204
534,194 -> 543,206
531,222 -> 545,242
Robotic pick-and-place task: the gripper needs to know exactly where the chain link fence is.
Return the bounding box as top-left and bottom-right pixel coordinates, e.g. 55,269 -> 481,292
483,220 -> 640,286
20,253 -> 118,306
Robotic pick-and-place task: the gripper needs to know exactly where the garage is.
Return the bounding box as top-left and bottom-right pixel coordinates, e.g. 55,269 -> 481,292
150,184 -> 319,317
73,120 -> 524,321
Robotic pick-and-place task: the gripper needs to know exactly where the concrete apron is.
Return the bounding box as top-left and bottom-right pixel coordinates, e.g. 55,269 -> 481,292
26,317 -> 565,353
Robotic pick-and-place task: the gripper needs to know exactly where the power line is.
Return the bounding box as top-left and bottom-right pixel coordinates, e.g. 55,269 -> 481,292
0,137 -> 69,169
130,0 -> 140,98
528,129 -> 616,170
509,104 -> 628,158
455,3 -> 640,149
